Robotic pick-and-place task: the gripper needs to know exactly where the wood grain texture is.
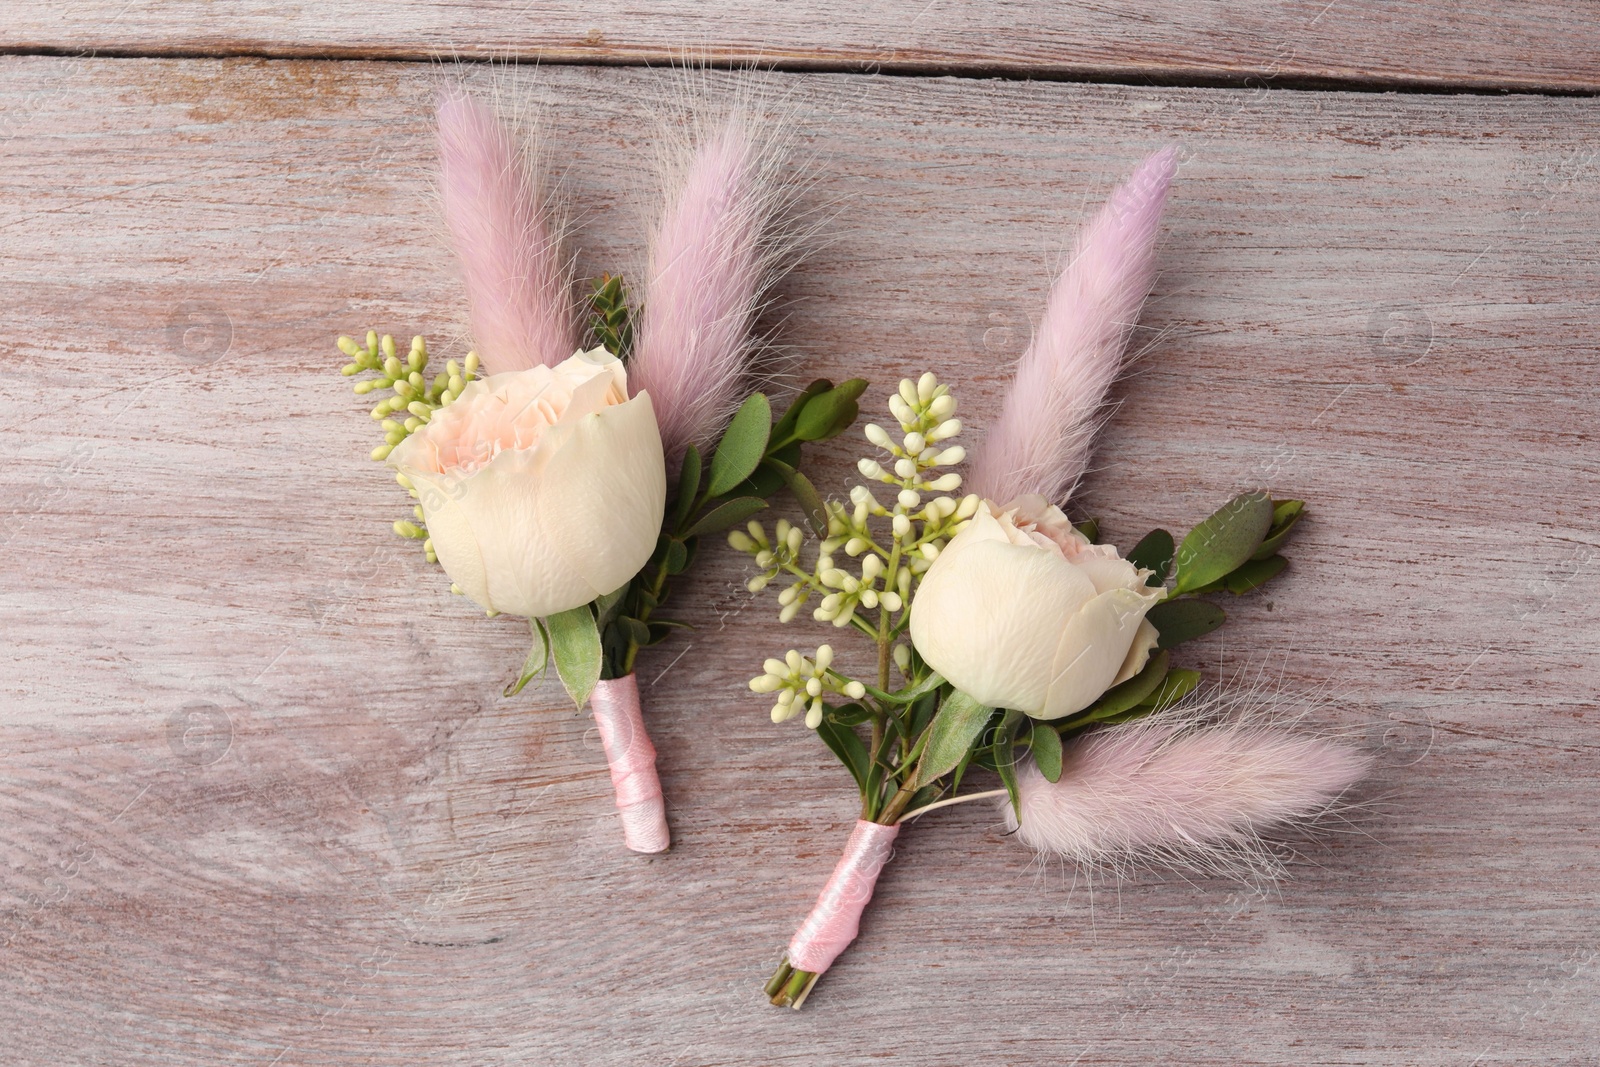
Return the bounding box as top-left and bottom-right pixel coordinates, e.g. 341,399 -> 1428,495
2,56 -> 1599,1065
6,1 -> 1600,92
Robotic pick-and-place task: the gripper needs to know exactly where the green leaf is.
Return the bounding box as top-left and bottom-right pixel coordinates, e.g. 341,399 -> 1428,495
545,605 -> 603,708
503,618 -> 550,697
671,444 -> 702,532
593,584 -> 629,633
793,379 -> 868,442
663,538 -> 690,575
770,379 -> 834,447
1224,554 -> 1288,594
1252,500 -> 1306,560
619,616 -> 651,648
827,701 -> 874,727
684,496 -> 767,539
1172,491 -> 1274,594
1139,668 -> 1201,710
1067,650 -> 1170,723
815,714 -> 870,793
994,740 -> 1021,819
1127,529 -> 1175,586
915,689 -> 996,788
1072,518 -> 1100,544
1147,599 -> 1227,649
869,671 -> 947,706
762,457 -> 827,538
1030,720 -> 1063,783
704,393 -> 772,497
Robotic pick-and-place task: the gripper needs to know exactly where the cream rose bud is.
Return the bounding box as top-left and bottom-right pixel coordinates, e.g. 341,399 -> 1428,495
388,347 -> 666,619
909,495 -> 1163,720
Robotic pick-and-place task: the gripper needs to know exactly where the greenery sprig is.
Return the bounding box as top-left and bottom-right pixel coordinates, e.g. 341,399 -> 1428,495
337,330 -> 482,566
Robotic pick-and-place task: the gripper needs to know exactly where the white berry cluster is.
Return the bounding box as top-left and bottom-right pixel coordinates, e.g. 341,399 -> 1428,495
732,374 -> 981,729
748,645 -> 867,728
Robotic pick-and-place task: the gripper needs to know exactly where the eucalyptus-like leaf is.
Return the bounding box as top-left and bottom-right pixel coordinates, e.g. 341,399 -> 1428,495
915,689 -> 995,788
865,671 -> 947,706
827,702 -> 874,727
770,379 -> 833,448
546,605 -> 603,707
1224,554 -> 1288,594
1127,528 -> 1175,586
593,584 -> 628,634
684,496 -> 767,539
664,538 -> 690,575
671,444 -> 702,532
1172,491 -> 1274,594
793,379 -> 868,442
503,617 -> 551,697
1030,720 -> 1064,783
1147,599 -> 1226,649
1252,499 -> 1306,560
704,393 -> 772,498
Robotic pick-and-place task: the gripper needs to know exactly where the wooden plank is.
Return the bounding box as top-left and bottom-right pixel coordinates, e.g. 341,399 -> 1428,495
2,56 -> 1598,1064
4,1 -> 1600,92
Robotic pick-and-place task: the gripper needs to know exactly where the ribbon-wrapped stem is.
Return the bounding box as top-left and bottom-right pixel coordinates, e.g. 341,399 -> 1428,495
590,674 -> 669,853
767,819 -> 900,1008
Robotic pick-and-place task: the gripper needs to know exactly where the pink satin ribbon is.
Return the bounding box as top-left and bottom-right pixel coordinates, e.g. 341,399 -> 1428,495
787,819 -> 900,974
590,674 -> 669,854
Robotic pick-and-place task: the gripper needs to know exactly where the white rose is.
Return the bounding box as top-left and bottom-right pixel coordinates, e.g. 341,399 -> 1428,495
909,495 -> 1163,719
389,347 -> 666,618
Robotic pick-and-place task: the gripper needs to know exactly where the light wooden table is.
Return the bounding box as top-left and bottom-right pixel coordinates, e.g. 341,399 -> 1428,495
2,8 -> 1597,1065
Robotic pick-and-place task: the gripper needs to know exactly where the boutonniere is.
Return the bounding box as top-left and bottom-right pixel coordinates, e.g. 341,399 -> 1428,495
731,148 -> 1369,1007
336,87 -> 860,853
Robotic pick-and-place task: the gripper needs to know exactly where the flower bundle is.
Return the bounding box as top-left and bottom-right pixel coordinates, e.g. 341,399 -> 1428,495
733,148 -> 1369,1007
337,89 -> 865,853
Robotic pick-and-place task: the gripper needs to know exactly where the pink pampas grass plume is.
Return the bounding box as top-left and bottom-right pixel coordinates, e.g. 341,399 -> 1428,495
628,108 -> 794,466
1003,693 -> 1369,880
436,90 -> 575,375
968,146 -> 1178,507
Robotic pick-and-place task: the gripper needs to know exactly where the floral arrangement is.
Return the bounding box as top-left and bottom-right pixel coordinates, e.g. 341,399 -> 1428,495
336,89 -> 863,853
733,148 -> 1369,1008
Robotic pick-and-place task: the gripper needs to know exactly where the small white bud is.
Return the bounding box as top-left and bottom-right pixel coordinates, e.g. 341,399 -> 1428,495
849,484 -> 874,506
772,702 -> 792,723
819,593 -> 843,613
805,700 -> 825,730
928,418 -> 962,441
893,644 -> 912,670
858,458 -> 886,480
860,589 -> 879,609
755,550 -> 774,568
777,585 -> 799,606
928,394 -> 955,420
844,681 -> 867,700
864,423 -> 892,449
902,431 -> 926,455
787,526 -> 804,555
880,591 -> 902,612
747,575 -> 769,593
888,395 -> 914,426
921,542 -> 940,561
750,674 -> 783,693
898,379 -> 919,407
775,518 -> 791,542
806,677 -> 823,697
897,489 -> 921,509
860,554 -> 883,580
763,658 -> 788,678
816,554 -> 835,572
777,688 -> 797,706
747,520 -> 766,543
893,514 -> 912,538
926,473 -> 962,492
917,372 -> 937,403
956,494 -> 982,519
780,601 -> 801,623
845,537 -> 868,556
934,446 -> 966,466
786,649 -> 803,672
814,644 -> 834,671
894,458 -> 917,479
